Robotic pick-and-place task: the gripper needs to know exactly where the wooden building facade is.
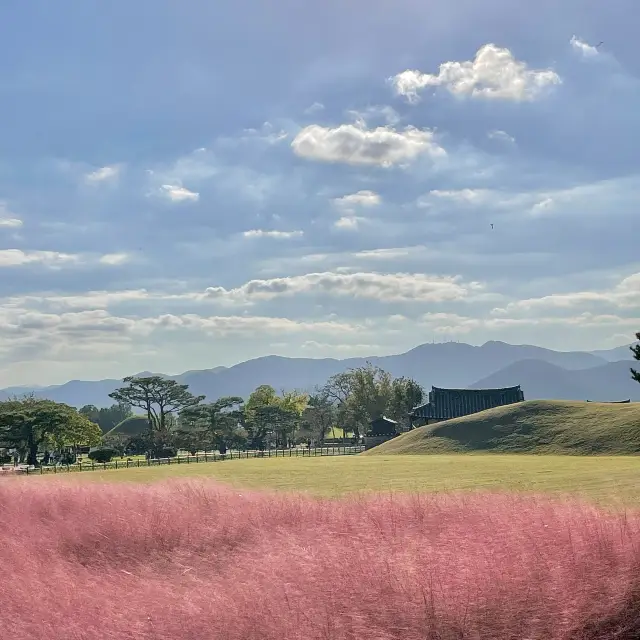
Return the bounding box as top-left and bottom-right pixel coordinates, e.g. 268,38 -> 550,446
410,385 -> 525,427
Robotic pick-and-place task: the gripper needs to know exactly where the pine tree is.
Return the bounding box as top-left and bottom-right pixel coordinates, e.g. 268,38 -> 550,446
630,332 -> 640,383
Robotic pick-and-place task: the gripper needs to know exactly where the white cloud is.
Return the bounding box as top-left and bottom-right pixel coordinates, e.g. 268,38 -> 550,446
494,272 -> 640,314
0,250 -> 137,270
333,216 -> 365,230
204,271 -> 481,304
304,102 -> 325,115
98,253 -> 131,266
531,197 -> 554,214
354,248 -> 412,260
0,202 -> 23,228
346,105 -> 400,127
291,123 -> 445,166
159,185 -> 200,202
0,217 -> 22,228
429,188 -> 489,204
333,190 -> 381,208
391,44 -> 561,103
85,165 -> 121,183
488,130 -> 516,144
0,249 -> 79,268
239,122 -> 288,144
243,229 -> 303,239
570,36 -> 600,58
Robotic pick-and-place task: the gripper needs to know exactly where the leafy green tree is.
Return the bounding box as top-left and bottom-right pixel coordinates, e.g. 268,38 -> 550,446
323,364 -> 423,439
178,397 -> 245,454
631,333 -> 640,384
0,397 -> 102,466
109,376 -> 204,455
302,392 -> 336,443
388,377 -> 424,430
243,385 -> 307,449
79,402 -> 132,433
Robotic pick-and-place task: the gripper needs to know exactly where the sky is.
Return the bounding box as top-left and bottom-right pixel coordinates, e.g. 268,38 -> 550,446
0,0 -> 639,387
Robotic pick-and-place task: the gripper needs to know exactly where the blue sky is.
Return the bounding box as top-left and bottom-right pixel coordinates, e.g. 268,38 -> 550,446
0,0 -> 639,386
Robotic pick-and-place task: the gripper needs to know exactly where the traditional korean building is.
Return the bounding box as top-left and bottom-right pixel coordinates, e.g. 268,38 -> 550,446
364,416 -> 400,450
410,385 -> 525,427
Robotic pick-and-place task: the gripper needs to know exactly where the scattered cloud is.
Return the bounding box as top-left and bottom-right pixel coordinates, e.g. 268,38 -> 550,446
242,229 -> 304,239
98,253 -> 131,266
391,44 -> 561,103
0,250 -> 80,268
291,123 -> 445,166
570,36 -> 600,58
85,165 -> 121,184
333,190 -> 381,208
494,272 -> 640,314
487,130 -> 516,144
346,105 -> 401,127
304,102 -> 325,115
334,216 -> 365,230
0,217 -> 22,228
429,188 -> 489,204
204,271 -> 481,304
159,185 -> 200,202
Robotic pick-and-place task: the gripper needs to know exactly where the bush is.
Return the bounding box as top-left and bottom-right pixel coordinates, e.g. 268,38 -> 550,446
87,447 -> 118,463
155,446 -> 177,459
0,451 -> 12,464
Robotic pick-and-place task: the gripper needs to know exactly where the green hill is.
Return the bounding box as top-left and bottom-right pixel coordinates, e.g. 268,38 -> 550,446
366,401 -> 640,455
105,415 -> 150,437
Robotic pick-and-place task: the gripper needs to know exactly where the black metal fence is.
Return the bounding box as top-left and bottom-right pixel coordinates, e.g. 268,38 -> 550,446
15,445 -> 366,475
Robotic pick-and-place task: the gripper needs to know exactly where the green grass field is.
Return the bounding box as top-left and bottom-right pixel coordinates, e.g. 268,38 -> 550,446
368,400 -> 640,455
46,454 -> 640,506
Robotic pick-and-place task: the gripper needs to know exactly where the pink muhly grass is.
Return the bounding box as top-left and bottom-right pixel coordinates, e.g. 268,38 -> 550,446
1,480 -> 640,639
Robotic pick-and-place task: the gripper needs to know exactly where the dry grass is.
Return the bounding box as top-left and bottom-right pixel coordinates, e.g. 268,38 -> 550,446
29,453 -> 640,506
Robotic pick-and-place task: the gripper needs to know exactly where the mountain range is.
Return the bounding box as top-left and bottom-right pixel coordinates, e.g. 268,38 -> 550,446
1,340 -> 637,408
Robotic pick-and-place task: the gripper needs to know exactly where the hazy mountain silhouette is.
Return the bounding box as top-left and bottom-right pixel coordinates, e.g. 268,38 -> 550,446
470,359 -> 640,401
0,340 -> 634,408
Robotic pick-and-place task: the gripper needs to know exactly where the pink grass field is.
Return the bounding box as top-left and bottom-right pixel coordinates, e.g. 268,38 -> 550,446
2,480 -> 640,639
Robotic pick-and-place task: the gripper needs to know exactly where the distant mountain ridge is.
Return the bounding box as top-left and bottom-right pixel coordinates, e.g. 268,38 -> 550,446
0,340 -> 635,408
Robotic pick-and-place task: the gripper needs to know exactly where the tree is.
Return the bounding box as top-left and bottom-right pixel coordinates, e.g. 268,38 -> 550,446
388,377 -> 424,431
178,397 -> 245,454
79,402 -> 132,433
302,392 -> 336,443
243,385 -> 307,449
0,397 -> 102,466
109,377 -> 204,454
322,364 -> 423,439
631,333 -> 640,384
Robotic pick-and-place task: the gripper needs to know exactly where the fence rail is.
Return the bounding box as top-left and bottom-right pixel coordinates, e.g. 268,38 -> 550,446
10,445 -> 366,476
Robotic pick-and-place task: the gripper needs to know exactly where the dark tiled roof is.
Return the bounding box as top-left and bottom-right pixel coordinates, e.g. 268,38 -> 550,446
368,416 -> 399,436
411,385 -> 524,420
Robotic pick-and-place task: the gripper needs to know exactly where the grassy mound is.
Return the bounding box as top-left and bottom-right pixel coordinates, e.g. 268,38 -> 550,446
367,400 -> 640,455
105,415 -> 149,437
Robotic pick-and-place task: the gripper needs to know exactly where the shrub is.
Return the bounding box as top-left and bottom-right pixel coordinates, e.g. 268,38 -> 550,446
155,446 -> 177,459
87,447 -> 118,463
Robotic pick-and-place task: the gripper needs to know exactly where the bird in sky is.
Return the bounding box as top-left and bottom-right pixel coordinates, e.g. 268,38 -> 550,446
596,41 -> 604,48
490,223 -> 494,229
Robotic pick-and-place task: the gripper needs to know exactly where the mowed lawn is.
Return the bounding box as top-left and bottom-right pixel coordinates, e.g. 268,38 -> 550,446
46,454 -> 640,506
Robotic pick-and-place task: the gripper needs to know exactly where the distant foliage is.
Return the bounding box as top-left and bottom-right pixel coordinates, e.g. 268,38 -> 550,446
2,483 -> 640,639
87,447 -> 118,463
631,331 -> 640,384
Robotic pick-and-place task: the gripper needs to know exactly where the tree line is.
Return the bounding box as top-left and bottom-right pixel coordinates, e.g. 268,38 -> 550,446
3,334 -> 640,467
0,363 -> 425,465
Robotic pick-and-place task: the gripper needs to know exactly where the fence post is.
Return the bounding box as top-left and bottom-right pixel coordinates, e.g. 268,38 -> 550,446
115,460 -> 118,470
